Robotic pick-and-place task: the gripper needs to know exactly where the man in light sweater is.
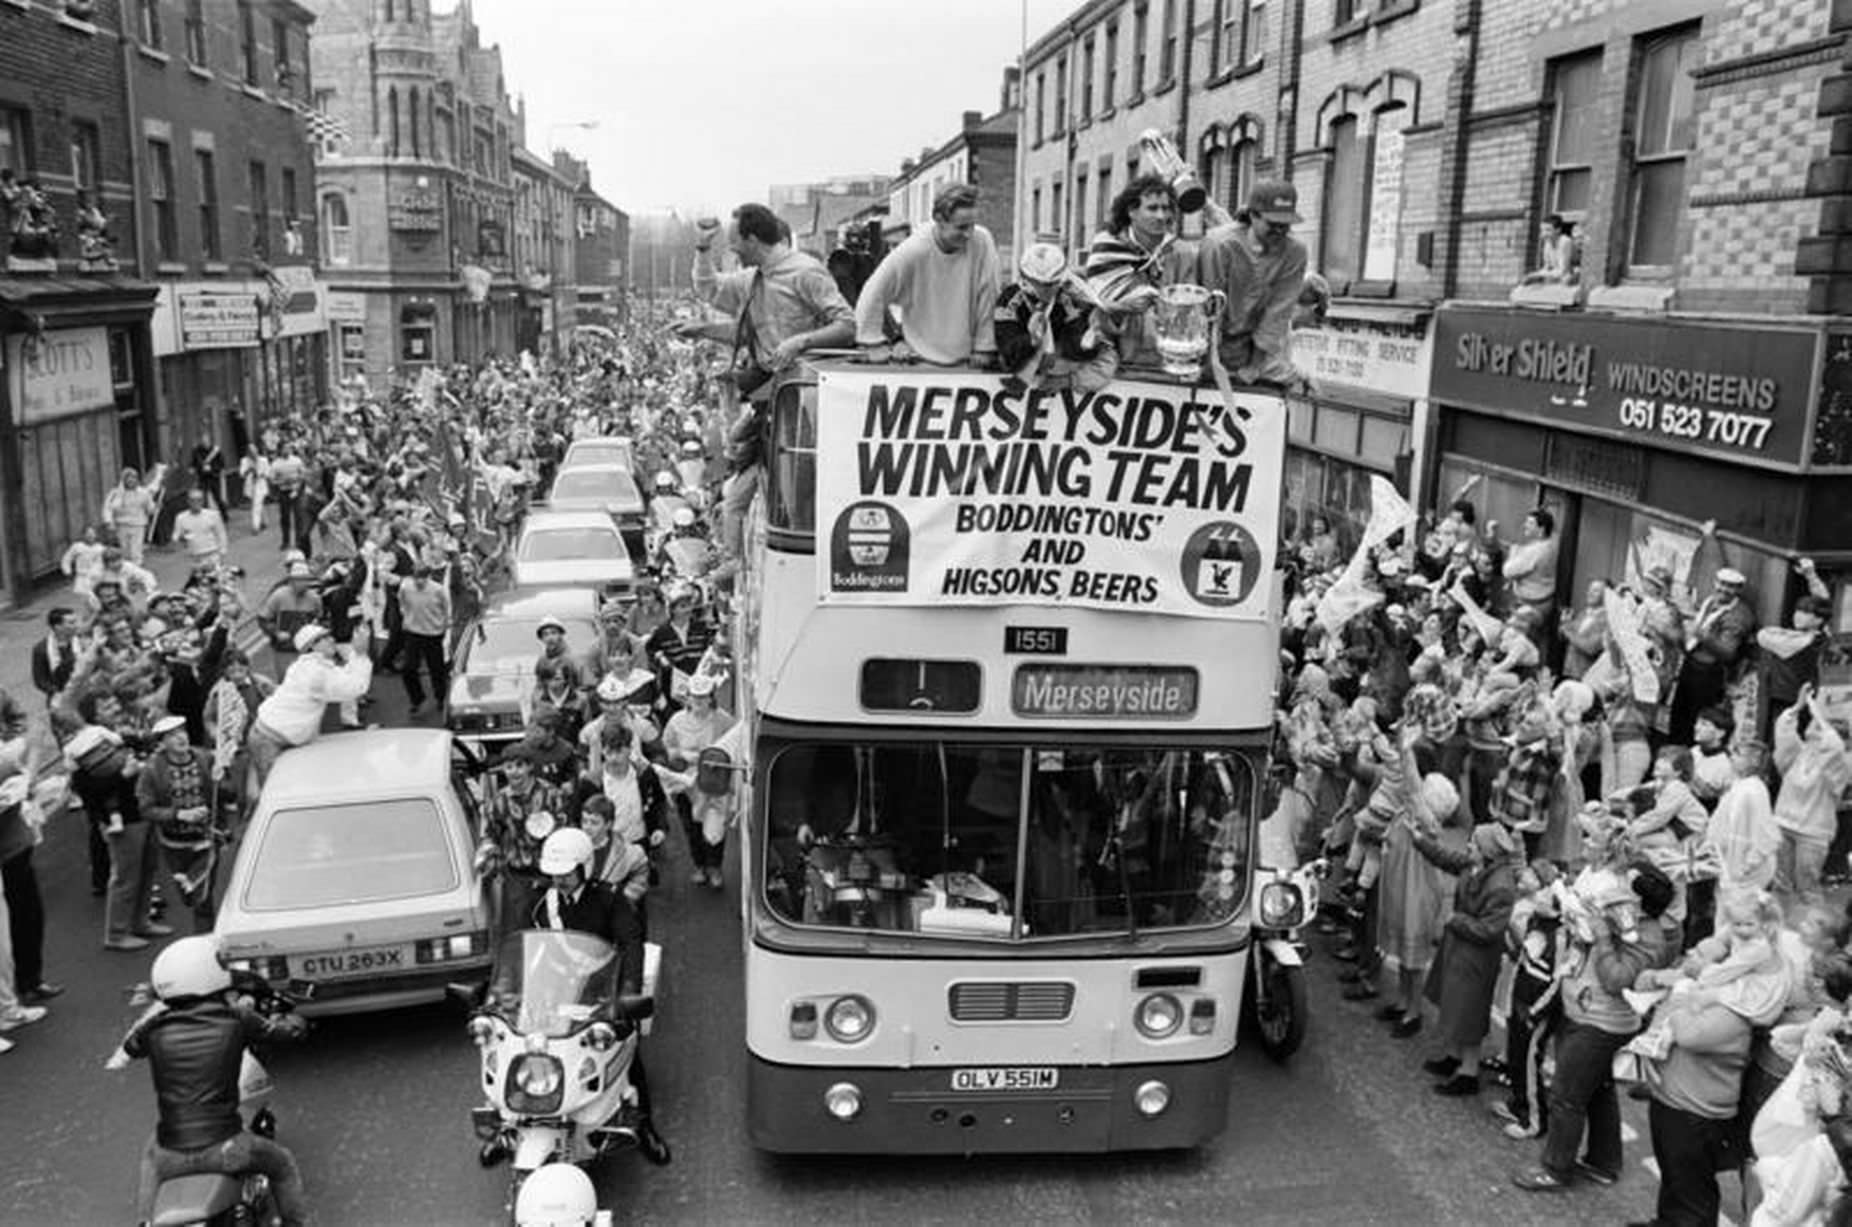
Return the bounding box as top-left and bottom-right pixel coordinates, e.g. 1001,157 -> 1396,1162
171,488 -> 229,571
245,624 -> 373,789
854,183 -> 1000,367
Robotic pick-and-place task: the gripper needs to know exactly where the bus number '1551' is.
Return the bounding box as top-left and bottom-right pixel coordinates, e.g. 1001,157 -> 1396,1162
951,1067 -> 1059,1092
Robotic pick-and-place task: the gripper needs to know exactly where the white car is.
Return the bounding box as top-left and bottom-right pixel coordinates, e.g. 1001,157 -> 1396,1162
561,436 -> 635,474
512,509 -> 637,594
215,729 -> 492,1017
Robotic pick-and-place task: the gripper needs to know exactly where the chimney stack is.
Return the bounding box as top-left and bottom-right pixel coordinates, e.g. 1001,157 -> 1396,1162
1001,65 -> 1022,111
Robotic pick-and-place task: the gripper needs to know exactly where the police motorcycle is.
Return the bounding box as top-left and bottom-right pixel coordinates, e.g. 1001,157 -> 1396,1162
107,939 -> 313,1227
1246,855 -> 1329,1061
465,930 -> 661,1212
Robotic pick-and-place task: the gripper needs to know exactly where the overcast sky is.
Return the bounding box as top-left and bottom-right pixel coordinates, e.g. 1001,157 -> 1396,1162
460,0 -> 1080,217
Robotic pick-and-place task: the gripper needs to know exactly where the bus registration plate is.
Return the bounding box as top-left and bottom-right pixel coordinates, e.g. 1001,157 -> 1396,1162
950,1067 -> 1058,1092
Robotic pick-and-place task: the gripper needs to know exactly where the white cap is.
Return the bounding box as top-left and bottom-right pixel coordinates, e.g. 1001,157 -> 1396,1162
293,624 -> 331,653
1716,567 -> 1746,586
151,714 -> 188,738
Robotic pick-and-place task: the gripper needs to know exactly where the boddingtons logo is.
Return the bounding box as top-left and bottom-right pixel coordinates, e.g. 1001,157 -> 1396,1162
829,501 -> 910,593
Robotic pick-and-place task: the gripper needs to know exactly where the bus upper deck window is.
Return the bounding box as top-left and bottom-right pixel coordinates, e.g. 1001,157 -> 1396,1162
767,381 -> 817,540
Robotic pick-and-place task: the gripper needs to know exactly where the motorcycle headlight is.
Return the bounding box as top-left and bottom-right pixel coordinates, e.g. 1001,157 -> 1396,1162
505,1054 -> 564,1114
1134,992 -> 1182,1040
1259,881 -> 1304,929
824,995 -> 875,1044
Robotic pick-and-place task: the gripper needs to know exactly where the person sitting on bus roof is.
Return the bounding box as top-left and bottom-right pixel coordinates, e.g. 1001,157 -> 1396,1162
854,183 -> 1001,368
993,239 -> 1117,393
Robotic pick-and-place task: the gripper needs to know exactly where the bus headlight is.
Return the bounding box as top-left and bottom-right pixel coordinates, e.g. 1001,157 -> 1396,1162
1134,992 -> 1182,1039
825,995 -> 876,1044
1259,881 -> 1304,928
824,1081 -> 863,1121
1134,1079 -> 1172,1117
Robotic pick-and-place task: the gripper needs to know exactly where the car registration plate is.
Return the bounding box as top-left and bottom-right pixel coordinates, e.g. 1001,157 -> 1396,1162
296,945 -> 412,979
950,1066 -> 1058,1092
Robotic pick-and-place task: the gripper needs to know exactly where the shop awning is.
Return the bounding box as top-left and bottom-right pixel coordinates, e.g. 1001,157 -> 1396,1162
0,276 -> 159,329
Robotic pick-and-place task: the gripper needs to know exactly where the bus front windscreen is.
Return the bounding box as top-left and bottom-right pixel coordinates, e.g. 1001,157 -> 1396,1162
761,744 -> 1255,939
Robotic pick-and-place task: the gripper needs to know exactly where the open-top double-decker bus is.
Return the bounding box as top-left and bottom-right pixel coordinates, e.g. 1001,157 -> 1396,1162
732,358 -> 1288,1153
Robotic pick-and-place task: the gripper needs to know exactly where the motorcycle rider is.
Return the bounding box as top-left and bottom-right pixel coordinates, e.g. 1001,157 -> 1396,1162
515,1162 -> 606,1227
111,935 -> 310,1226
533,828 -> 671,1167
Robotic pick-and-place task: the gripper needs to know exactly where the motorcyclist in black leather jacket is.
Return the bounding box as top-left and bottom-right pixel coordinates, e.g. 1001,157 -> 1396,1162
109,935 -> 310,1226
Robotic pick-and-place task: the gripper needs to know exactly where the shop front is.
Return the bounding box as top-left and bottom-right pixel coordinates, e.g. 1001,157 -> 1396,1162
1429,304 -> 1851,649
152,274 -> 330,466
1281,308 -> 1432,559
0,277 -> 159,597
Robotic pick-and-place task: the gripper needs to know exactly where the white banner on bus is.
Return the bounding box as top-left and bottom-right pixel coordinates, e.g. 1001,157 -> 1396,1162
814,369 -> 1285,621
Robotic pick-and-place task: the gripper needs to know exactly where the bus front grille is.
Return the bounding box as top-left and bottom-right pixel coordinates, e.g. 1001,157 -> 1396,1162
947,981 -> 1076,1022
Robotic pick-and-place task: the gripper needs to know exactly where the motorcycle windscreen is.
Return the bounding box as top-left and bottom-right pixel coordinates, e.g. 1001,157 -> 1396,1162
489,929 -> 621,1037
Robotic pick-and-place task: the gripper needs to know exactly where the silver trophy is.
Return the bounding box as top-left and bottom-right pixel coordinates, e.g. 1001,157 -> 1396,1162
1152,284 -> 1226,380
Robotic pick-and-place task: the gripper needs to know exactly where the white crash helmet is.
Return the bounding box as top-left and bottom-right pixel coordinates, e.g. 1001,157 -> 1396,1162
151,935 -> 232,1000
670,506 -> 697,530
652,471 -> 677,493
538,826 -> 595,876
679,439 -> 703,456
514,1162 -> 598,1227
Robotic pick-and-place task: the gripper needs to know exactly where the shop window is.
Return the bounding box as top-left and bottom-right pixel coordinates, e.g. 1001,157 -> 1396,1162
184,0 -> 206,65
1132,3 -> 1148,96
1625,27 -> 1698,272
400,307 -> 435,363
1544,50 -> 1600,221
1053,55 -> 1066,137
70,122 -> 101,192
137,0 -> 162,49
1241,0 -> 1268,63
1322,115 -> 1364,287
272,17 -> 292,91
0,107 -> 30,178
1159,0 -> 1178,83
1358,415 -> 1407,470
1313,406 -> 1358,453
1360,106 -> 1409,283
148,138 -> 177,262
248,161 -> 268,260
1103,20 -> 1118,109
238,0 -> 259,86
1287,396 -> 1313,442
196,148 -> 220,260
321,194 -> 351,265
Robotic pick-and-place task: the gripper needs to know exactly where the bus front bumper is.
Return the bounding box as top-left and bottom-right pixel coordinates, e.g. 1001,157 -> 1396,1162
746,1049 -> 1235,1154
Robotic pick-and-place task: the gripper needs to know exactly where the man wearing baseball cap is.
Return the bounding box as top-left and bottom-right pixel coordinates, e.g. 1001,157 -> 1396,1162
1197,179 -> 1311,388
245,624 -> 374,788
1670,561 -> 1758,743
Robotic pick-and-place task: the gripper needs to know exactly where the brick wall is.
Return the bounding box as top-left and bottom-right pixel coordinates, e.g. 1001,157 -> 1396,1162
128,0 -> 319,274
0,0 -> 137,269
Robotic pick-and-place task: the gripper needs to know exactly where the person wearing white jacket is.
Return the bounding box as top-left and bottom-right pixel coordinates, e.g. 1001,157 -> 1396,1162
245,624 -> 373,788
1701,740 -> 1780,904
